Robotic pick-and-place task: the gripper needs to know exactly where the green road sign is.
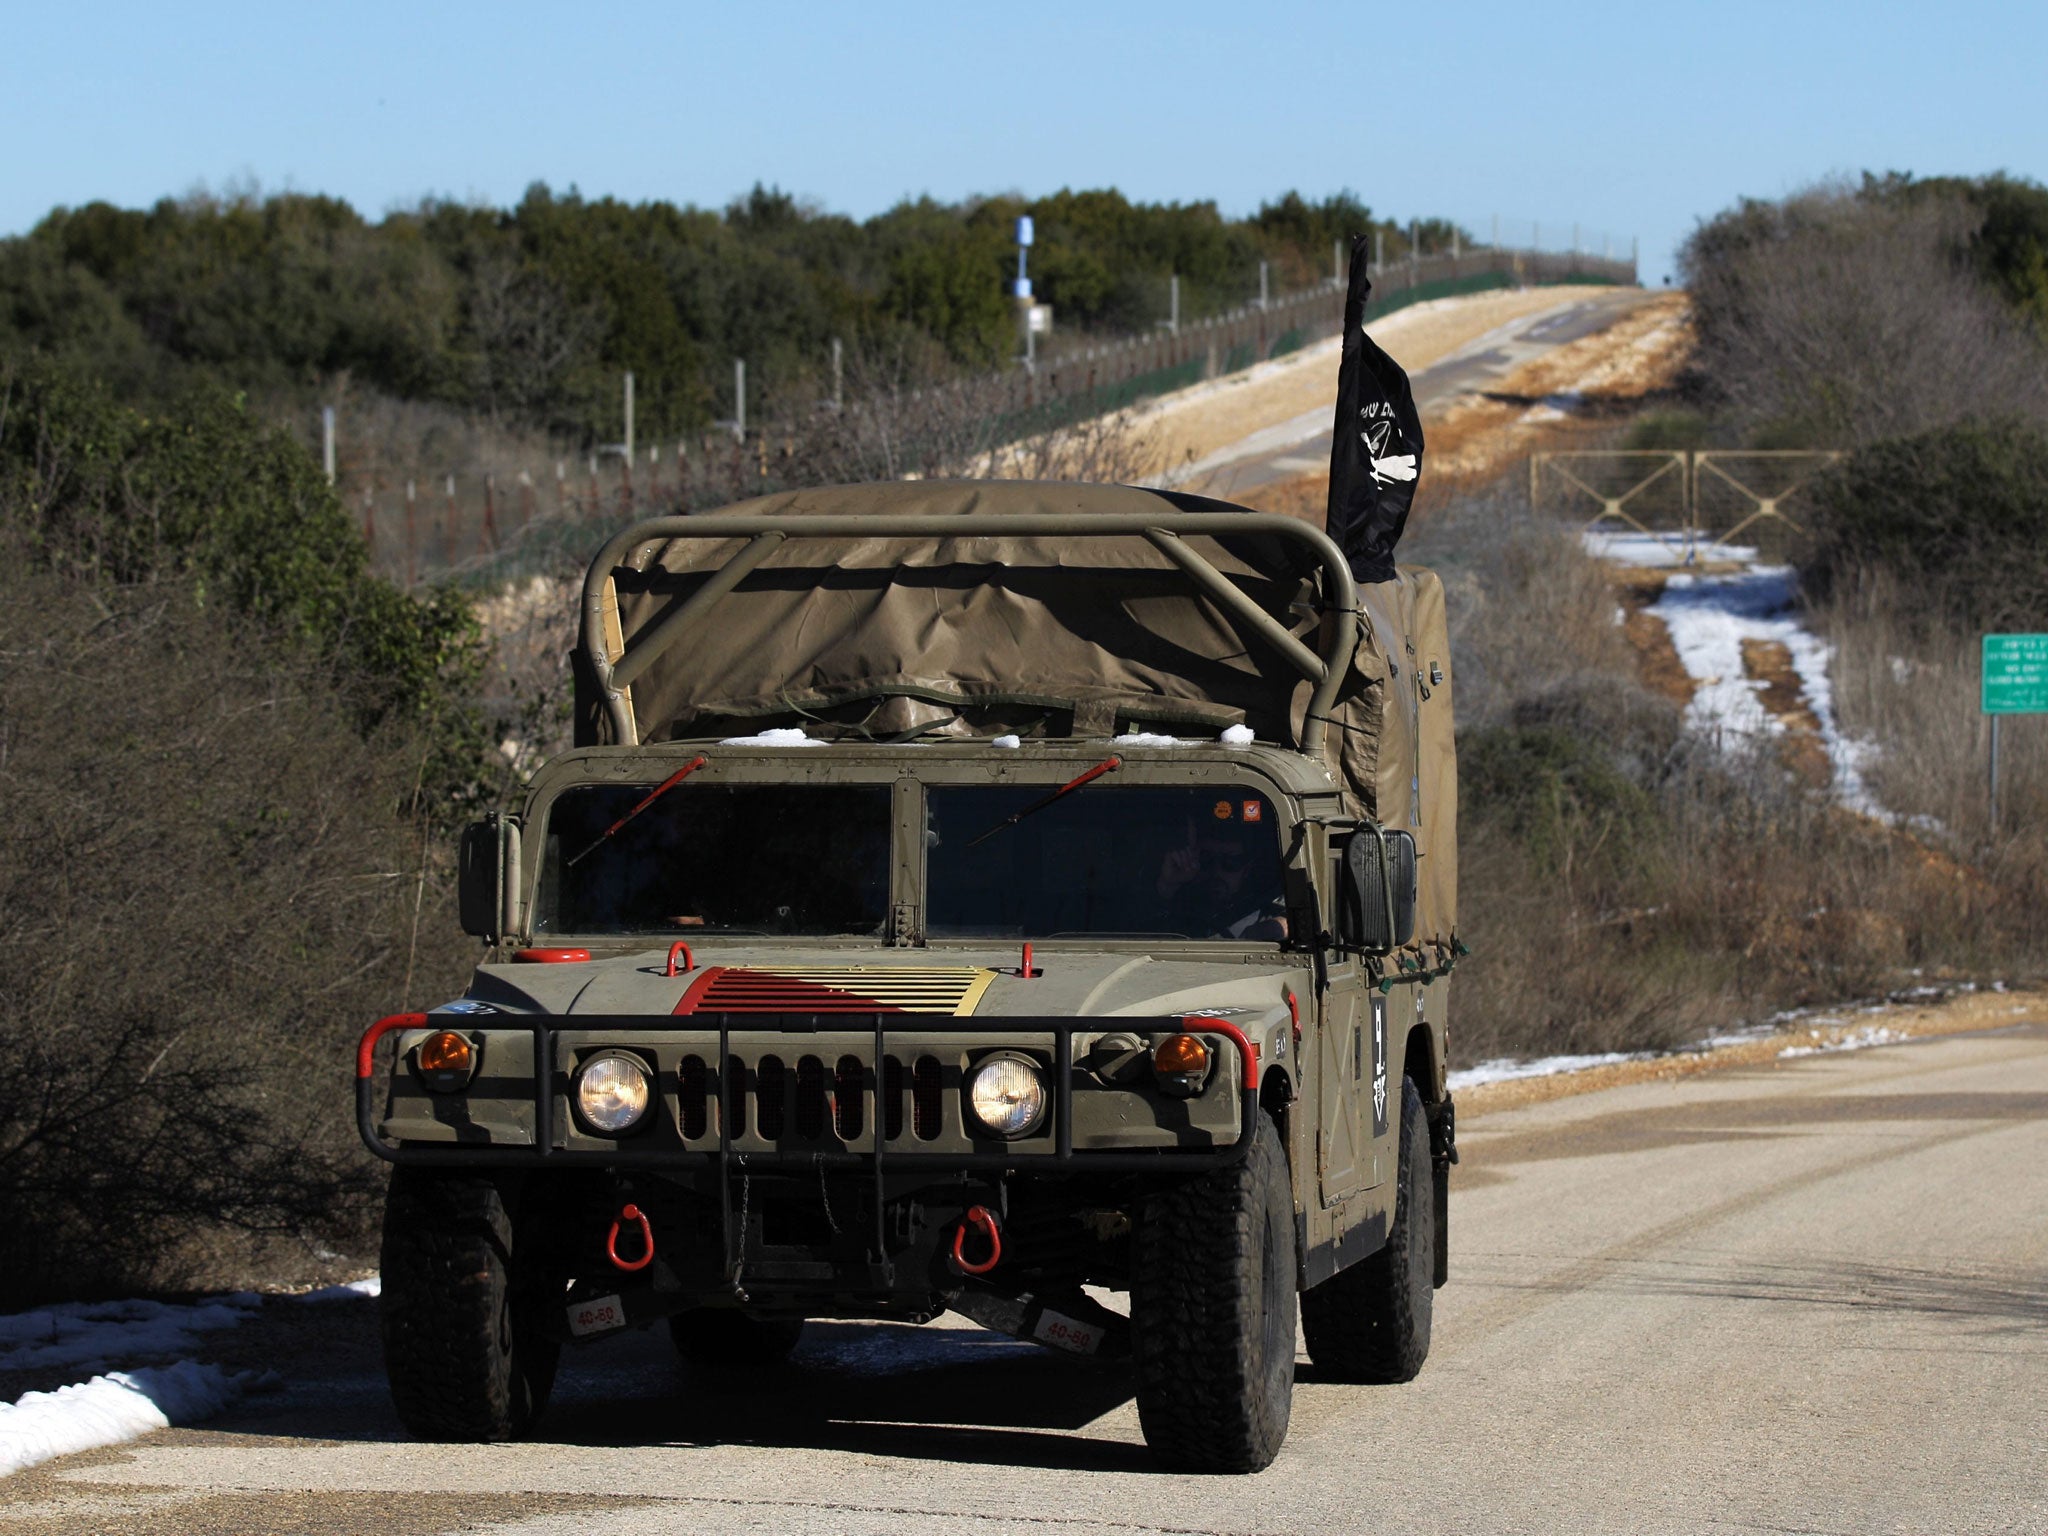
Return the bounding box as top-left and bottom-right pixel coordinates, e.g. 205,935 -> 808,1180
1983,633 -> 2048,713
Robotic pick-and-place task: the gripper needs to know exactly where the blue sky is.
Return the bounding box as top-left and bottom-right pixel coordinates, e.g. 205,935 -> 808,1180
3,1 -> 2040,285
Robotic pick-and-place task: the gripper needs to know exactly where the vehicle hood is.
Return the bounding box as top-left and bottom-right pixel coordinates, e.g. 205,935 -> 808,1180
456,943 -> 1308,1024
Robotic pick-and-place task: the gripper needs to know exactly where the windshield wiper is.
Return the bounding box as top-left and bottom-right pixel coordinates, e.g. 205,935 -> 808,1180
567,754 -> 708,867
965,754 -> 1122,848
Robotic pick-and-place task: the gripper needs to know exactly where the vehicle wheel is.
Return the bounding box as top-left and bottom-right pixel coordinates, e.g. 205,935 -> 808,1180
1300,1076 -> 1434,1383
379,1169 -> 562,1441
1131,1109 -> 1296,1473
669,1310 -> 806,1367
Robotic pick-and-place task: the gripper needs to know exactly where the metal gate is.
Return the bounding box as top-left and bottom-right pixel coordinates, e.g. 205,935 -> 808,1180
1531,450 -> 1841,549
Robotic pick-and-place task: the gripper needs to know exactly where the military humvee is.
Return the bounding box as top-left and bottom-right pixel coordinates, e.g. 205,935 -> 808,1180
358,479 -> 1460,1473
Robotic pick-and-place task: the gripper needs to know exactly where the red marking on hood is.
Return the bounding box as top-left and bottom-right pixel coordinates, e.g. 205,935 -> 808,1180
672,966 -> 903,1015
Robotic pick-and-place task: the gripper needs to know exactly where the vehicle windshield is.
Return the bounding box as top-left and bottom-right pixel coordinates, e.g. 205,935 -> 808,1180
535,783 -> 891,935
926,786 -> 1286,941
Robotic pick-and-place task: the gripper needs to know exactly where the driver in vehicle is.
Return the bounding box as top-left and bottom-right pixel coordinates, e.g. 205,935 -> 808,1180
1153,805 -> 1287,941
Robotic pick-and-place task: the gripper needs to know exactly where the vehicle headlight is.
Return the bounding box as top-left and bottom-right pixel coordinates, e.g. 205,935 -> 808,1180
965,1054 -> 1047,1139
575,1051 -> 652,1135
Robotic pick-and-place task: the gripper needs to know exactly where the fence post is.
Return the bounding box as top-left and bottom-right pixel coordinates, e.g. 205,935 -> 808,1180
404,479 -> 417,588
321,405 -> 336,484
831,336 -> 843,410
482,473 -> 498,554
734,358 -> 747,441
623,370 -> 635,463
1986,713 -> 2001,835
443,475 -> 457,568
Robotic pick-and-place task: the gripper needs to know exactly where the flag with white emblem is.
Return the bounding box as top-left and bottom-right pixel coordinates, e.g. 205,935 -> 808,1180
1325,234 -> 1425,584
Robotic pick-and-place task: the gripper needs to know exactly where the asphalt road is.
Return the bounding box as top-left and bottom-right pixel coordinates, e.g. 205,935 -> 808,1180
13,1022 -> 2045,1535
1180,284 -> 1656,500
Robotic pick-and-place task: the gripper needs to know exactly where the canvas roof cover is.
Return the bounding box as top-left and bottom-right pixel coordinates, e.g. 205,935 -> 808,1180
575,480 -> 1335,747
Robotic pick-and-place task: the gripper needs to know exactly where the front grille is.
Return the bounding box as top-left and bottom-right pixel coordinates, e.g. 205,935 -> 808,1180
912,1055 -> 944,1142
670,1049 -> 955,1150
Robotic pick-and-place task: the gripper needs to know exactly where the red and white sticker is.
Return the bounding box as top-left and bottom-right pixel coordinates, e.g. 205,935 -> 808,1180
567,1294 -> 627,1337
1031,1309 -> 1104,1355
1241,800 -> 1263,822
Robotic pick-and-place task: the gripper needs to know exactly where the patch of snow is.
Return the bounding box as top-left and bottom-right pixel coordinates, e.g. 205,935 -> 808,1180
1582,529 -> 1759,568
296,1278 -> 381,1303
0,1362 -> 263,1479
0,1294 -> 260,1375
1778,1024 -> 1910,1059
1521,390 -> 1586,425
1448,1051 -> 1644,1092
717,728 -> 825,747
1649,564 -> 1887,819
1220,724 -> 1256,746
1109,732 -> 1187,747
990,734 -> 1021,750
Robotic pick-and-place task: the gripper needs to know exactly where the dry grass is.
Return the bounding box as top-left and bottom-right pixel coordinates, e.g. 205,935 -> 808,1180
1408,479 -> 2047,1069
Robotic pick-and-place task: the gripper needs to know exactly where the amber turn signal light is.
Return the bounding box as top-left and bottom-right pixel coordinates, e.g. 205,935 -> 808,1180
417,1030 -> 474,1075
1153,1032 -> 1211,1097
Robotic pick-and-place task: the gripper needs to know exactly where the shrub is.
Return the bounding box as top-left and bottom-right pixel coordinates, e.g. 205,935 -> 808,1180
1799,418 -> 2048,634
0,359 -> 485,769
1680,180 -> 2048,444
0,565 -> 476,1305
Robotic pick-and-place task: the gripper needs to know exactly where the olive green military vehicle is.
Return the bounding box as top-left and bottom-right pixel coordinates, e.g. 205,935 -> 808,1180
359,479 -> 1461,1472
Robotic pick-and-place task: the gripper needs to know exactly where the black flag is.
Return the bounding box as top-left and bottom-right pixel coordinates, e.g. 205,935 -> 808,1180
1325,235 -> 1424,584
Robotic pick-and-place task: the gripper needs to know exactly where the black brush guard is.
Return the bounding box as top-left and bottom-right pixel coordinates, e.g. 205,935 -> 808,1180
358,1011 -> 1260,1295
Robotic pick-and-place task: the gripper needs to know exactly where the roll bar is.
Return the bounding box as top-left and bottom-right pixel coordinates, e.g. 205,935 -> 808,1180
578,511 -> 1360,755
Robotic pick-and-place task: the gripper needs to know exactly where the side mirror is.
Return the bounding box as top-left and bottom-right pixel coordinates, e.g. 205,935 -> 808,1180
1339,827 -> 1417,954
458,816 -> 503,939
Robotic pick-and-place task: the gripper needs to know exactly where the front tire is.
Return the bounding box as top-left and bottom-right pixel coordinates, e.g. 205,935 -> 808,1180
379,1170 -> 562,1441
1300,1076 -> 1435,1383
1131,1110 -> 1296,1473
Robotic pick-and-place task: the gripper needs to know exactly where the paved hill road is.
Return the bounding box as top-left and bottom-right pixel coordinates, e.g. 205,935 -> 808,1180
11,1023 -> 2045,1534
1167,284 -> 1659,499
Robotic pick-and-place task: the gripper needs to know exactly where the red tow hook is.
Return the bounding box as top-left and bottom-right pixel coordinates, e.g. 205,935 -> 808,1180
949,1205 -> 1003,1276
606,1204 -> 655,1273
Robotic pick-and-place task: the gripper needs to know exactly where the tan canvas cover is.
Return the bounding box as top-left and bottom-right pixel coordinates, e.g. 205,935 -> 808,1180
578,481 -> 1328,746
1335,567 -> 1457,951
575,479 -> 1456,947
